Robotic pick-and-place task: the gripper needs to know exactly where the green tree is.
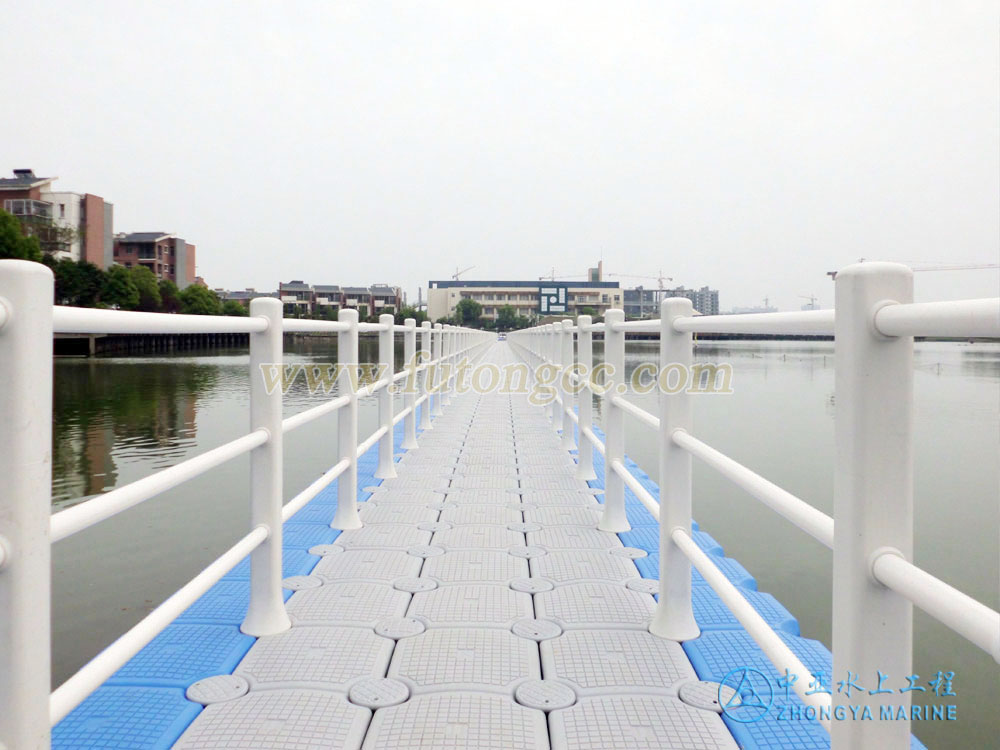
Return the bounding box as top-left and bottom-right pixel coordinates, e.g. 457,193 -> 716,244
222,299 -> 249,316
158,279 -> 181,313
578,306 -> 596,318
129,266 -> 162,312
356,304 -> 368,320
52,259 -> 104,306
455,298 -> 482,325
496,305 -> 518,330
0,208 -> 43,262
394,305 -> 428,325
101,264 -> 140,310
179,285 -> 223,315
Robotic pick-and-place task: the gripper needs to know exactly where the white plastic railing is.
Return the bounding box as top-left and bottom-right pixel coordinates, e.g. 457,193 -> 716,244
0,259 -> 492,747
509,262 -> 1000,750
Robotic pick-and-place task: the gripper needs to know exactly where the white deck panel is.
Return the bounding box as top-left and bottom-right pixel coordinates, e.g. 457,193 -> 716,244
174,344 -> 736,750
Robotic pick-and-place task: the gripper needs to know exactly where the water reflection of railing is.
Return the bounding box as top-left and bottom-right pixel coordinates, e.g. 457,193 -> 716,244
509,262 -> 999,750
0,259 -> 492,748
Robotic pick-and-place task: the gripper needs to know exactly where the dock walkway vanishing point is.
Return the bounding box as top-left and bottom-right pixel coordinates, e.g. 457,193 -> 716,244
55,343 -> 881,750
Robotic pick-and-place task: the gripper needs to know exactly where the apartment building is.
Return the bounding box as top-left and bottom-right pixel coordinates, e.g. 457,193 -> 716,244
0,168 -> 113,266
277,282 -> 402,317
623,285 -> 719,317
426,280 -> 622,322
113,232 -> 197,288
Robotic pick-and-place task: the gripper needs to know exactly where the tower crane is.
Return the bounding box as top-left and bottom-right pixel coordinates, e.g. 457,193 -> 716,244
539,268 -> 588,281
452,265 -> 475,280
607,270 -> 674,290
799,294 -> 818,310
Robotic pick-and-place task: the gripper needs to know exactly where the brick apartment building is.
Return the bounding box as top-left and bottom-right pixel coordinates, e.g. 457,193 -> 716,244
0,168 -> 114,266
113,232 -> 197,289
275,281 -> 402,317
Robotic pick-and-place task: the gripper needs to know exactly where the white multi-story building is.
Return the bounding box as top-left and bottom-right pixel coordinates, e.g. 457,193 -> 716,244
427,279 -> 622,322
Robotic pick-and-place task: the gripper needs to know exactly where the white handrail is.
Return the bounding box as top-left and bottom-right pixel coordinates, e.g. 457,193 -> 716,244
610,394 -> 660,430
672,429 -> 834,548
282,395 -> 351,433
870,550 -> 1000,662
874,298 -> 1000,339
1,257 -> 495,749
49,525 -> 269,725
672,528 -> 833,729
53,306 -> 268,334
507,269 -> 1000,750
673,308 -> 835,335
610,459 -> 660,519
281,459 -> 351,523
50,430 -> 269,543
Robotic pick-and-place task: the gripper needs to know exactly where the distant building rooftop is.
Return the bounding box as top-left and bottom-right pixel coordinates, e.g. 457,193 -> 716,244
429,279 -> 619,289
116,232 -> 174,243
0,168 -> 56,190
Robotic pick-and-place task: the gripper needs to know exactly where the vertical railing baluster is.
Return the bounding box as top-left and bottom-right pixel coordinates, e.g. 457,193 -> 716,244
419,321 -> 433,430
0,260 -> 54,749
575,314 -> 596,480
650,297 -> 699,640
599,309 -> 629,532
552,322 -> 565,439
332,308 -> 362,530
559,319 -> 575,449
832,262 -> 914,750
402,318 -> 419,449
243,296 -> 291,635
440,325 -> 452,408
544,323 -> 555,422
431,323 -> 443,416
375,314 -> 397,479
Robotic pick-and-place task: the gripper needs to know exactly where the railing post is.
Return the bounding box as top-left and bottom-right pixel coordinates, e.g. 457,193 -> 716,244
440,325 -> 452,407
649,297 -> 699,640
431,323 -> 443,416
0,260 -> 53,750
832,262 -> 914,750
243,297 -> 291,636
375,313 -> 397,479
402,318 -> 419,449
544,324 -> 555,422
419,321 -> 433,429
559,319 -> 575,449
332,308 -> 362,530
599,309 -> 629,532
575,315 -> 596,480
552,322 -> 565,438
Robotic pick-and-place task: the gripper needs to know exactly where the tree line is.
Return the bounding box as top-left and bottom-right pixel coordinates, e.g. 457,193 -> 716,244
1,208 -> 247,316
440,298 -> 584,331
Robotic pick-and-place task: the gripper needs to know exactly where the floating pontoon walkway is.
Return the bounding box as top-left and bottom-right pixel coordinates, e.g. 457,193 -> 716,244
52,344 -> 909,750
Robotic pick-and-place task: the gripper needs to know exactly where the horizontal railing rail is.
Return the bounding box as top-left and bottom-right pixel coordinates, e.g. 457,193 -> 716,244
0,259 -> 493,748
508,261 -> 999,750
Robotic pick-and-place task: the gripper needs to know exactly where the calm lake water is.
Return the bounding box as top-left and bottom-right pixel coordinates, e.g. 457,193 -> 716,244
51,339 -> 998,748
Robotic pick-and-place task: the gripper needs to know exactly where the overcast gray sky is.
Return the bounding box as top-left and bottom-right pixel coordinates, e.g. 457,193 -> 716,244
3,1 -> 997,310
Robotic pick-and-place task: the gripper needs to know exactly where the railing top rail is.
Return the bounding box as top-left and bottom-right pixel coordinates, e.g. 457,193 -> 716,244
673,308 -> 835,335
874,298 -> 1000,339
52,306 -> 269,335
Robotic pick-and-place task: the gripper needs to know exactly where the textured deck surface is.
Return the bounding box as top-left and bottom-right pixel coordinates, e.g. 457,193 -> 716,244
54,343 -> 926,749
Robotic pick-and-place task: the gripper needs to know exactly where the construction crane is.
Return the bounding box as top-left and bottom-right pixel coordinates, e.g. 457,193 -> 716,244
607,270 -> 674,290
539,268 -> 588,281
799,294 -> 818,310
453,265 -> 475,280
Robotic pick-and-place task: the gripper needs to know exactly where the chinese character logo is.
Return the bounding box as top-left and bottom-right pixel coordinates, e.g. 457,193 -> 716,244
719,667 -> 774,723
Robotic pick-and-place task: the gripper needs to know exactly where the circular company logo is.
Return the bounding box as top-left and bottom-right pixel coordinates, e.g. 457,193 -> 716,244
718,667 -> 774,723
